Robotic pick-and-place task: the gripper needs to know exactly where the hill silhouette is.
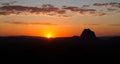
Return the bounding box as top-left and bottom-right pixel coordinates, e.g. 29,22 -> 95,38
81,28 -> 96,40
0,28 -> 120,63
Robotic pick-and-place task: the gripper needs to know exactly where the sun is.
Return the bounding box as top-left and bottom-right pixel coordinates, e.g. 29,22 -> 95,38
46,35 -> 52,38
45,34 -> 53,38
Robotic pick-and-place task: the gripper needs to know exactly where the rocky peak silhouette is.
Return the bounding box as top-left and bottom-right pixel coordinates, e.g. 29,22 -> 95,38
80,28 -> 96,40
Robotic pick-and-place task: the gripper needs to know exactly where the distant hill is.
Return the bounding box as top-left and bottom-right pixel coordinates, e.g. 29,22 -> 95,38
80,28 -> 97,40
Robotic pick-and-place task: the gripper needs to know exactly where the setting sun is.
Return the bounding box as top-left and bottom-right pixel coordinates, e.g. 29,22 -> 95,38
46,35 -> 52,38
45,33 -> 53,38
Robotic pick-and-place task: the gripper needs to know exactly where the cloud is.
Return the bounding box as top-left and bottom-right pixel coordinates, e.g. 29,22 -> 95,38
92,2 -> 120,16
1,3 -> 10,6
62,6 -> 96,12
107,8 -> 117,11
93,2 -> 120,8
0,2 -> 120,17
2,21 -> 57,25
0,5 -> 66,15
110,24 -> 120,26
0,11 -> 9,15
1,1 -> 17,6
82,5 -> 90,8
96,13 -> 107,16
62,6 -> 79,12
90,24 -> 100,26
93,3 -> 109,7
79,8 -> 96,13
62,6 -> 97,16
110,2 -> 120,8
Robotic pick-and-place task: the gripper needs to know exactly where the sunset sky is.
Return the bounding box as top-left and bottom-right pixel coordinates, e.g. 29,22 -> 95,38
0,0 -> 120,37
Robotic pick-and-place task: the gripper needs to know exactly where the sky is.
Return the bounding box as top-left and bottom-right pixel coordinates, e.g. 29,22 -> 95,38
0,0 -> 120,37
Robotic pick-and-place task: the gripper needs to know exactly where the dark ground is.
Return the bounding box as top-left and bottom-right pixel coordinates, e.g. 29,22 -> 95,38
0,36 -> 120,63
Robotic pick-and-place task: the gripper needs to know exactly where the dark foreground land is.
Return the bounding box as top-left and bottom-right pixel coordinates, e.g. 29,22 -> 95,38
0,29 -> 120,63
0,36 -> 120,63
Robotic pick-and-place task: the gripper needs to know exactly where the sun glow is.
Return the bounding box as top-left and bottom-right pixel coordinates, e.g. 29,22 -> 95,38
45,33 -> 53,38
47,35 -> 51,38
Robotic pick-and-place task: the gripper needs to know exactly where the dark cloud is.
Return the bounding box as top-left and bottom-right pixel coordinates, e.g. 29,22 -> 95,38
0,5 -> 105,16
92,2 -> 120,16
109,2 -> 120,8
109,2 -> 118,5
0,2 -> 120,17
0,11 -> 9,15
62,6 -> 79,12
3,21 -> 57,25
78,9 -> 96,16
93,3 -> 109,7
62,6 -> 96,12
56,10 -> 66,14
62,6 -> 96,15
79,8 -> 96,12
107,8 -> 117,11
0,5 -> 66,15
77,2 -> 120,16
93,2 -> 120,8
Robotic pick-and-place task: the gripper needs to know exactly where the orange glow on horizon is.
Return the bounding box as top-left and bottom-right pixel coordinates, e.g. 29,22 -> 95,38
46,35 -> 52,38
0,22 -> 120,37
45,33 -> 53,38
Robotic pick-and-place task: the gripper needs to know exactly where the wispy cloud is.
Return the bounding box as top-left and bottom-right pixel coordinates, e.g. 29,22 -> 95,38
109,24 -> 120,26
0,1 -> 18,6
90,24 -> 100,26
2,21 -> 57,25
93,2 -> 120,8
107,8 -> 117,11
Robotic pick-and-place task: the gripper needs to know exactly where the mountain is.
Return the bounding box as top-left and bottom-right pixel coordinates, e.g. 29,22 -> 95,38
80,28 -> 96,40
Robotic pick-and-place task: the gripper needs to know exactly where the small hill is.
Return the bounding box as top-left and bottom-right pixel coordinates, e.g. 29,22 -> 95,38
80,28 -> 96,40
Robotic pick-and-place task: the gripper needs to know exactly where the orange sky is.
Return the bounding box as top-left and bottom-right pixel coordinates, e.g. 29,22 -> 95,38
0,15 -> 120,37
0,0 -> 120,37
